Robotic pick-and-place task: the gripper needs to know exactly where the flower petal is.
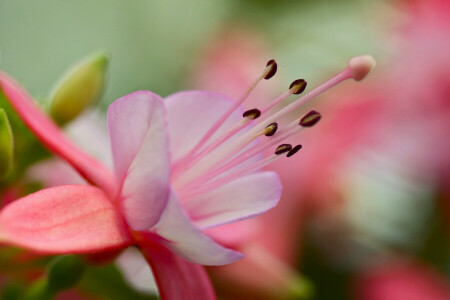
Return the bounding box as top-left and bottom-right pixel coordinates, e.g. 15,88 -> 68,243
0,72 -> 116,195
0,185 -> 132,253
185,171 -> 282,230
116,247 -> 158,294
151,191 -> 244,265
165,90 -> 245,161
108,91 -> 171,231
138,234 -> 216,300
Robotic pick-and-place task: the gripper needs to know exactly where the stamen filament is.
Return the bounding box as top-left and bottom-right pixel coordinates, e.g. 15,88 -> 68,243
179,60 -> 277,166
177,81 -> 303,174
175,119 -> 302,191
259,90 -> 291,115
177,69 -> 351,183
180,154 -> 283,199
175,55 -> 375,193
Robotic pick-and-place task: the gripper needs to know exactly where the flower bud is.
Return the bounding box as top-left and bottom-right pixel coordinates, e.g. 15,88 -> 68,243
0,109 -> 13,179
50,52 -> 109,125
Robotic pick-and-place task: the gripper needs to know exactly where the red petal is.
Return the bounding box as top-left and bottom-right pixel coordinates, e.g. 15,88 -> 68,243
0,185 -> 132,254
0,72 -> 117,195
138,233 -> 216,300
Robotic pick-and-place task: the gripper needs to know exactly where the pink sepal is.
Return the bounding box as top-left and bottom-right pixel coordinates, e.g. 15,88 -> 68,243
0,185 -> 132,254
0,72 -> 117,195
137,233 -> 217,300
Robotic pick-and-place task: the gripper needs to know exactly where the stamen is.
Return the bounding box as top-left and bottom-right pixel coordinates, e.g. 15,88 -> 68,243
192,55 -> 375,173
286,144 -> 302,157
243,108 -> 261,120
299,110 -> 321,127
275,144 -> 292,155
263,59 -> 278,80
179,78 -> 306,173
177,59 -> 278,167
289,79 -> 307,95
175,56 -> 375,192
264,122 -> 278,136
176,112 -> 315,190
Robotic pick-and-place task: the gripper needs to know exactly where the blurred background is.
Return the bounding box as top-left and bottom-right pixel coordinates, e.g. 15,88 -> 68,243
0,0 -> 449,299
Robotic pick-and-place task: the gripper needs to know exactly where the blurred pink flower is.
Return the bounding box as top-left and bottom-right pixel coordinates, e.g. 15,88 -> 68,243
283,0 -> 450,215
259,0 -> 450,282
354,262 -> 450,300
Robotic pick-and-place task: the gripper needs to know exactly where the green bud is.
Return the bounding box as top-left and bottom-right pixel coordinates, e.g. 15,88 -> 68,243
0,109 -> 13,179
49,52 -> 109,125
47,255 -> 86,291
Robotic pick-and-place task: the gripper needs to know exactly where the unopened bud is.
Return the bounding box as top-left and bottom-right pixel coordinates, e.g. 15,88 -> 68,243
263,59 -> 277,80
289,79 -> 307,94
348,55 -> 376,81
50,52 -> 109,125
0,109 -> 13,179
299,110 -> 321,127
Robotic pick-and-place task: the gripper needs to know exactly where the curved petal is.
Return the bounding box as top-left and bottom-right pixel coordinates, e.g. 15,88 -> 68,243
165,90 -> 245,161
0,185 -> 132,254
185,172 -> 281,230
0,72 -> 116,196
138,234 -> 216,300
151,191 -> 244,265
108,91 -> 171,231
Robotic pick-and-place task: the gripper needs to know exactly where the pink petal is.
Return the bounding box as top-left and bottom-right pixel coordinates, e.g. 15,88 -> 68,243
151,191 -> 244,265
27,158 -> 87,187
108,91 -> 171,231
139,234 -> 216,300
0,72 -> 116,195
165,90 -> 245,162
0,185 -> 132,253
185,172 -> 282,230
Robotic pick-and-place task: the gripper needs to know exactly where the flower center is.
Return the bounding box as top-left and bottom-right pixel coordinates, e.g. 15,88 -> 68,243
172,55 -> 376,200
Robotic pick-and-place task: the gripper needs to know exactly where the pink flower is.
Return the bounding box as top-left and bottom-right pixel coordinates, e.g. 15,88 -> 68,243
0,54 -> 374,298
354,262 -> 450,300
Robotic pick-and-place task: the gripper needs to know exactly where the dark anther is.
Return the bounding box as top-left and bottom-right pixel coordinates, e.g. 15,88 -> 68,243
289,79 -> 307,94
264,59 -> 278,80
299,110 -> 321,127
264,122 -> 278,136
275,144 -> 292,155
243,108 -> 261,119
286,144 -> 302,157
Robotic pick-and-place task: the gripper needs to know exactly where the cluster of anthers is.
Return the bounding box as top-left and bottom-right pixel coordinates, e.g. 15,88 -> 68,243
171,55 -> 376,200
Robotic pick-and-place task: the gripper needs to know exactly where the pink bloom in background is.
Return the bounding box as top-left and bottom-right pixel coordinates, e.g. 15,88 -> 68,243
253,1 -> 450,297
354,262 -> 450,300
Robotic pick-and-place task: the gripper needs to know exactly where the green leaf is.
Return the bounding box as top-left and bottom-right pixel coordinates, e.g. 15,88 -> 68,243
0,109 -> 13,179
80,263 -> 158,300
47,255 -> 86,291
